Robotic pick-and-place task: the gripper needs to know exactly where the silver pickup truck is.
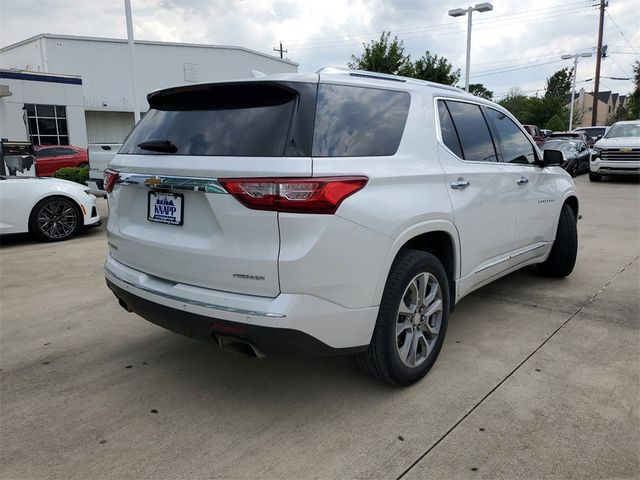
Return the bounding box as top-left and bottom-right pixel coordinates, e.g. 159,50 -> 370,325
87,144 -> 122,192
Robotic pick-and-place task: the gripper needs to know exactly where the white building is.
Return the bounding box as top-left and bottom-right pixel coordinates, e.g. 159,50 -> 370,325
0,34 -> 298,147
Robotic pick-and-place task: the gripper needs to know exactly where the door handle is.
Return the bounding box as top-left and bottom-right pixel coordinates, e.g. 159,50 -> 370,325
450,178 -> 470,190
517,177 -> 529,185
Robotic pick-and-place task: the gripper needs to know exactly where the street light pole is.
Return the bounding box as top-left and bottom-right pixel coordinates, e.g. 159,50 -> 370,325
561,52 -> 592,131
124,0 -> 140,124
465,9 -> 473,91
449,3 -> 493,92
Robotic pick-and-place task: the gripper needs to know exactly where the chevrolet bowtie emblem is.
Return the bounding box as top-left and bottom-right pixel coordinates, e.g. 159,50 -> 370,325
144,176 -> 163,187
619,147 -> 632,152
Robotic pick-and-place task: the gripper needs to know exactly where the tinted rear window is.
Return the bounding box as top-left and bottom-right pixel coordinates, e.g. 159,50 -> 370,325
312,84 -> 411,156
121,83 -> 312,157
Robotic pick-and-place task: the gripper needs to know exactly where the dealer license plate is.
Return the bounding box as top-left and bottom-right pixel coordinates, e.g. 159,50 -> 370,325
147,191 -> 184,226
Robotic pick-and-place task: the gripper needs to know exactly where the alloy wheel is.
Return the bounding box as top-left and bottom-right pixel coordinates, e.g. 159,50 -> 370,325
37,200 -> 78,240
395,272 -> 443,368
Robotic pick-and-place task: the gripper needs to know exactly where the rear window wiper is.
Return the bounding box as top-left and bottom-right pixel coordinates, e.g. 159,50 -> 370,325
137,139 -> 178,153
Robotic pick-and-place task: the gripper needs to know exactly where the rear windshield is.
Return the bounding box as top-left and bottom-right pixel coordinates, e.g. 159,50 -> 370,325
121,81 -> 411,157
121,83 -> 309,157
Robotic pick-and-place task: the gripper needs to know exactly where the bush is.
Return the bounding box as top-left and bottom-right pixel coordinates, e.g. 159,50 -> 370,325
53,166 -> 89,185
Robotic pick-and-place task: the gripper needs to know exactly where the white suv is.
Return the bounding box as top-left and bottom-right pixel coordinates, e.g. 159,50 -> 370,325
589,120 -> 640,181
104,68 -> 578,385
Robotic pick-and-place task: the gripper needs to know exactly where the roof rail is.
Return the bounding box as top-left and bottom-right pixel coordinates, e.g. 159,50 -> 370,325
317,66 -> 405,83
316,66 -> 463,93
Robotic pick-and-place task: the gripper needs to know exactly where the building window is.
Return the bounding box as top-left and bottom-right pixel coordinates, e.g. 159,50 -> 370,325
24,104 -> 69,146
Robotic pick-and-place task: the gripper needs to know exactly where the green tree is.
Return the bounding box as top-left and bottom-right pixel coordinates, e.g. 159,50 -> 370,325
498,88 -> 536,124
412,51 -> 460,86
468,83 -> 493,100
545,114 -> 564,132
349,31 -> 413,76
545,67 -> 573,99
625,61 -> 640,119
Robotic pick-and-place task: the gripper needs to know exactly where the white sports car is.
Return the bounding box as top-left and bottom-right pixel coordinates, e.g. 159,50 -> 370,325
0,176 -> 101,241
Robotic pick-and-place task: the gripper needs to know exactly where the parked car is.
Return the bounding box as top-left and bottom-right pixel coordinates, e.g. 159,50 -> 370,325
573,126 -> 609,146
522,124 -> 545,147
87,144 -> 122,192
541,139 -> 590,177
0,176 -> 100,241
103,68 -> 578,386
34,145 -> 88,177
547,131 -> 591,145
541,129 -> 553,138
589,120 -> 640,181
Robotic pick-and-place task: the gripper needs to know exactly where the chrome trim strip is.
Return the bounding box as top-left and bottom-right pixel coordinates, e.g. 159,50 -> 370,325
105,266 -> 286,318
474,243 -> 549,274
117,173 -> 227,194
510,242 -> 548,259
474,255 -> 510,274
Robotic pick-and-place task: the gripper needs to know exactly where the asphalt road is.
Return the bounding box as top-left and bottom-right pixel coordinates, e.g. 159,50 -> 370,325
1,175 -> 638,479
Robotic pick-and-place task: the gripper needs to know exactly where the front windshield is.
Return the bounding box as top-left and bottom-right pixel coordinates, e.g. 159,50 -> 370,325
543,141 -> 577,153
605,123 -> 640,138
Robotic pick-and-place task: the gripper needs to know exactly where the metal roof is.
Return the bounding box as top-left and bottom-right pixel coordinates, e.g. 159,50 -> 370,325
0,33 -> 298,67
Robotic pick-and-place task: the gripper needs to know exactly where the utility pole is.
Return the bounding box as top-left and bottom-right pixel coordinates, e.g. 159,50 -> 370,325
591,0 -> 606,126
273,42 -> 287,59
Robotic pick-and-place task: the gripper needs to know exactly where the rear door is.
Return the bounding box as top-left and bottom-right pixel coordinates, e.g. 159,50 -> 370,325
108,80 -> 317,298
436,99 -> 517,297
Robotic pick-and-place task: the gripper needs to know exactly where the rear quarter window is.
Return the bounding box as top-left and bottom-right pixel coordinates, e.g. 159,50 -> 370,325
312,84 -> 411,157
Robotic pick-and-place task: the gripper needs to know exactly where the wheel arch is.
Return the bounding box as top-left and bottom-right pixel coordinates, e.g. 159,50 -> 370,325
28,193 -> 84,234
374,221 -> 460,313
564,194 -> 579,218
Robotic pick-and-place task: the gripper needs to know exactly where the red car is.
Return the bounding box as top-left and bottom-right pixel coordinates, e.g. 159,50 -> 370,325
522,125 -> 545,148
34,145 -> 88,177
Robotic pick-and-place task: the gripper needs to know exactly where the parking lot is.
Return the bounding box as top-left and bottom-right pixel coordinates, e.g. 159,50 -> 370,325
1,175 -> 638,479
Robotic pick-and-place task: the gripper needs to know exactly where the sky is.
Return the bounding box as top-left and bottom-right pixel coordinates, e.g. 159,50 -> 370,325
1,0 -> 638,99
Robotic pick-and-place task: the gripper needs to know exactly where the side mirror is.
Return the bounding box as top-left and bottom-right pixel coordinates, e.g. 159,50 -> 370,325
542,149 -> 563,166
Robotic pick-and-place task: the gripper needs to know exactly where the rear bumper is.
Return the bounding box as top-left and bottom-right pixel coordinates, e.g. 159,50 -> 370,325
104,254 -> 377,355
107,281 -> 365,356
590,159 -> 640,176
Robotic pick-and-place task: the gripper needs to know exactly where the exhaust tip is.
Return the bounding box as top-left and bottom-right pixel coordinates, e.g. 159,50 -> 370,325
216,335 -> 265,359
118,298 -> 132,312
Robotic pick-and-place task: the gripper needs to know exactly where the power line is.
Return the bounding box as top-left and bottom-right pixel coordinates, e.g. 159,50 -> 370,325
285,7 -> 591,53
472,58 -> 567,78
274,0 -> 588,48
605,10 -> 640,58
265,1 -> 591,52
608,55 -> 631,77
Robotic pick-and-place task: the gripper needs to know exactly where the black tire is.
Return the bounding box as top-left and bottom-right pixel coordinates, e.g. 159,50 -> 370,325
569,162 -> 577,177
77,162 -> 89,169
356,249 -> 450,386
537,203 -> 577,277
589,172 -> 602,182
29,196 -> 82,242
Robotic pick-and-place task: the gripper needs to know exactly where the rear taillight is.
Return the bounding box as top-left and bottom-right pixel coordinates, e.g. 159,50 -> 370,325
104,169 -> 119,194
218,177 -> 368,214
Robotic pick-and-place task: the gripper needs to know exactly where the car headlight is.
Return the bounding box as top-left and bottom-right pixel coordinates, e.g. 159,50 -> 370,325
591,148 -> 601,160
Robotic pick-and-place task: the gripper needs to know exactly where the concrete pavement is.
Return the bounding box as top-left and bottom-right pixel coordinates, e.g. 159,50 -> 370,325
1,175 -> 638,479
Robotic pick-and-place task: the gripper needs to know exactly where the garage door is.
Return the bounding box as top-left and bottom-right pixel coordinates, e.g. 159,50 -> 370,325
85,111 -> 134,144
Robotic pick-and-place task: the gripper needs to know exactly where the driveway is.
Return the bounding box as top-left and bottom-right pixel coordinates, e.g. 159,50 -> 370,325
1,175 -> 638,479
